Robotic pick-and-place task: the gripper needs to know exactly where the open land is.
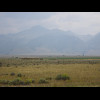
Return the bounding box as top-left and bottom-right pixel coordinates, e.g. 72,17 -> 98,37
0,56 -> 100,87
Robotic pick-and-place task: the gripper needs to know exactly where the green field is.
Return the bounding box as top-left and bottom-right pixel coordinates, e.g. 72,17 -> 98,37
0,56 -> 100,87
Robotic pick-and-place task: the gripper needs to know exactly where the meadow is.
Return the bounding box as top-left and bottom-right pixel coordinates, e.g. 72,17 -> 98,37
0,56 -> 100,87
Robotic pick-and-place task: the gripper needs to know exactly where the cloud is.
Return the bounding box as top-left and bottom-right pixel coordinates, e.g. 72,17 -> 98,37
40,12 -> 100,35
0,12 -> 56,34
0,14 -> 37,34
0,12 -> 100,35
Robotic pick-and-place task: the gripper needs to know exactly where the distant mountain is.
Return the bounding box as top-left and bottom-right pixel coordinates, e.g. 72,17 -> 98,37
89,32 -> 100,48
86,32 -> 100,55
28,30 -> 85,54
77,35 -> 93,42
0,25 -> 100,55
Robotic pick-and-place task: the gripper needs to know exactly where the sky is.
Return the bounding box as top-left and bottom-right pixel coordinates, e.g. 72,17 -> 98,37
0,12 -> 100,36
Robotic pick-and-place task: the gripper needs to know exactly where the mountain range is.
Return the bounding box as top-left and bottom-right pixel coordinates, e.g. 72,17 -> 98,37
0,25 -> 100,56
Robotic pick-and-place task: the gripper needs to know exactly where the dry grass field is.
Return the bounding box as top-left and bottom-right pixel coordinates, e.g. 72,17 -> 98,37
0,57 -> 100,87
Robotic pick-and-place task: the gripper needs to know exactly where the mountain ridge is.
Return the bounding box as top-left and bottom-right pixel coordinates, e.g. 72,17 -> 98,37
0,25 -> 100,55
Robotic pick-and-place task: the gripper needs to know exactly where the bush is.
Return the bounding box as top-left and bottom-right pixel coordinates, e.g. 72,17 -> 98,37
0,80 -> 9,84
46,77 -> 52,80
0,62 -> 2,67
55,74 -> 70,81
17,73 -> 22,77
10,78 -> 24,85
10,72 -> 15,76
31,79 -> 35,83
24,80 -> 31,85
7,64 -> 10,67
0,78 -> 35,85
24,79 -> 35,85
38,79 -> 49,84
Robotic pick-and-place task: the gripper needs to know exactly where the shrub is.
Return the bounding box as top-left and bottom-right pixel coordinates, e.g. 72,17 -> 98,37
55,74 -> 62,80
21,79 -> 35,85
0,78 -> 35,85
46,77 -> 52,80
7,64 -> 10,67
17,73 -> 22,77
55,74 -> 70,81
0,62 -> 2,67
38,79 -> 49,84
31,79 -> 35,83
24,80 -> 30,85
10,78 -> 24,85
10,72 -> 15,76
0,80 -> 9,84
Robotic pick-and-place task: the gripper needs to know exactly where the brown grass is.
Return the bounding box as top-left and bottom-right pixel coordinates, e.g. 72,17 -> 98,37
0,62 -> 100,87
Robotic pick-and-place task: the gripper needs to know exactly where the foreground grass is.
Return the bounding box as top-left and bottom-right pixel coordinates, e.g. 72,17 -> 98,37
0,63 -> 100,87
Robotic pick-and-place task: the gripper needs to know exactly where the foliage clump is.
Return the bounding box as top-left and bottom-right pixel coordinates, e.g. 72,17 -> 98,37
0,78 -> 35,85
17,73 -> 22,77
10,78 -> 24,85
46,77 -> 52,80
7,64 -> 10,67
25,79 -> 35,85
55,74 -> 70,81
10,72 -> 15,76
0,80 -> 9,84
0,62 -> 2,67
38,79 -> 49,84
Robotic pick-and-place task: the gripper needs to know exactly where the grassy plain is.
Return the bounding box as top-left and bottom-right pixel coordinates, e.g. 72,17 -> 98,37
0,57 -> 100,87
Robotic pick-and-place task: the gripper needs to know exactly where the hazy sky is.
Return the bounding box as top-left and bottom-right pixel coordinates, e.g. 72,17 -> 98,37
0,12 -> 100,35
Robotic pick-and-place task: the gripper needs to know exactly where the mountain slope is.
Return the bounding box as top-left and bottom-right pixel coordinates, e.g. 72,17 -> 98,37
0,25 -> 99,55
86,32 -> 100,55
28,30 -> 85,54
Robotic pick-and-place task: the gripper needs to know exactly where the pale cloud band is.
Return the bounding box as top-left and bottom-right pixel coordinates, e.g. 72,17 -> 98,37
0,12 -> 100,35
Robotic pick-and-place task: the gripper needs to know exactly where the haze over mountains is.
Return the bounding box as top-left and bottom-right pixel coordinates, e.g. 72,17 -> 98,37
0,25 -> 100,56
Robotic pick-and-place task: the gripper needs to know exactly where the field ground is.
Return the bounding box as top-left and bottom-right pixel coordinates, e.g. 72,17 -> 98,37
0,56 -> 100,87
